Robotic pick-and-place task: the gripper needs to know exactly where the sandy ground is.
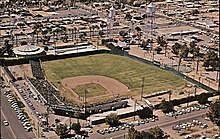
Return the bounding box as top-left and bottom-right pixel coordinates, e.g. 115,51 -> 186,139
62,75 -> 129,102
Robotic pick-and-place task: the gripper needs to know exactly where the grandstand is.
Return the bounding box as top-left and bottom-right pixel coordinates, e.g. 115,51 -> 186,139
28,76 -> 129,118
28,78 -> 63,105
30,59 -> 45,79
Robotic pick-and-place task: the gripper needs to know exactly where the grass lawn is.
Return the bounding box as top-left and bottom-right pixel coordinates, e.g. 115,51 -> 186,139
73,83 -> 107,97
43,54 -> 187,95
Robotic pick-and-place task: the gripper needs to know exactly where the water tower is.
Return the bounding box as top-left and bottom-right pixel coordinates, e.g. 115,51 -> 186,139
108,6 -> 116,37
109,6 -> 116,19
147,2 -> 155,37
147,2 -> 156,61
166,0 -> 173,14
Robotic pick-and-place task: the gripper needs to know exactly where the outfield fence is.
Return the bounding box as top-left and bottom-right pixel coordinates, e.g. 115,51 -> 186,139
110,47 -> 216,93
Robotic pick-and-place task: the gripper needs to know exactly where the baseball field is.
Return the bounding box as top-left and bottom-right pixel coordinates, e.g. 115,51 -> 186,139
43,54 -> 187,104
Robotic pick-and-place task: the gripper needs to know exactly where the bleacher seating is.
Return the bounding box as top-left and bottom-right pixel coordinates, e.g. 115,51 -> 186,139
28,78 -> 61,105
30,59 -> 45,79
28,77 -> 129,117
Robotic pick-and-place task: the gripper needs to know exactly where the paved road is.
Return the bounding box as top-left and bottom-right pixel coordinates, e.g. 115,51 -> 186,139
89,109 -> 208,139
1,113 -> 16,139
1,89 -> 36,139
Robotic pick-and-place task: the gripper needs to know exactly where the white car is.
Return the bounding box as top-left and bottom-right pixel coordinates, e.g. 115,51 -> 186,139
184,135 -> 192,139
3,120 -> 9,126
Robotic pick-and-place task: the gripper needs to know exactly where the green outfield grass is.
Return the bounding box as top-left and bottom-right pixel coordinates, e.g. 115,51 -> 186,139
73,83 -> 107,98
43,54 -> 187,95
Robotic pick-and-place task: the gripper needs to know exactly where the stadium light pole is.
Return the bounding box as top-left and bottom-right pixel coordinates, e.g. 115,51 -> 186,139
84,89 -> 88,118
141,77 -> 145,101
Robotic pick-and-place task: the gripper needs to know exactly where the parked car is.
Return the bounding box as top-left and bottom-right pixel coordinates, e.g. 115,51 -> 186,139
97,129 -> 105,135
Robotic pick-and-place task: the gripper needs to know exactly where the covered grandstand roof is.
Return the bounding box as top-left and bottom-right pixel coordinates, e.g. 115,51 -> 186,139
13,44 -> 44,56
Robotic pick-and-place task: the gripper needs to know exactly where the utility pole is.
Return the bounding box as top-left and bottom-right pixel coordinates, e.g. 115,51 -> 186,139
187,91 -> 190,107
218,67 -> 220,99
152,47 -> 155,62
196,57 -> 199,74
84,89 -> 87,118
133,99 -> 137,121
54,41 -> 57,55
168,90 -> 172,101
69,112 -> 72,134
141,77 -> 145,101
194,84 -> 197,97
218,42 -> 220,99
37,121 -> 40,138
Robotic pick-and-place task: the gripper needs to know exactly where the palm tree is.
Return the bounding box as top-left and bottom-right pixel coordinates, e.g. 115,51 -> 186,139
91,25 -> 96,37
55,123 -> 69,138
34,28 -> 40,44
148,126 -> 164,138
127,127 -> 142,139
55,118 -> 61,128
194,47 -> 200,73
137,33 -> 142,47
1,39 -> 14,57
70,28 -> 74,41
189,41 -> 200,73
89,25 -> 92,38
135,26 -> 141,32
74,112 -> 80,124
156,36 -> 162,45
42,112 -> 49,127
157,36 -> 168,56
177,53 -> 184,72
171,43 -> 181,55
33,23 -> 42,44
74,27 -> 78,40
95,25 -> 100,38
168,91 -> 172,101
52,28 -> 58,41
177,43 -> 189,72
100,21 -> 107,36
203,50 -> 218,70
42,28 -> 49,43
159,100 -> 174,113
207,101 -> 220,132
100,22 -> 105,33
15,33 -> 18,47
105,113 -> 120,127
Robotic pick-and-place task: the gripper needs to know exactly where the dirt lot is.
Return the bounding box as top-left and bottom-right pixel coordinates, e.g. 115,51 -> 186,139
155,25 -> 196,35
